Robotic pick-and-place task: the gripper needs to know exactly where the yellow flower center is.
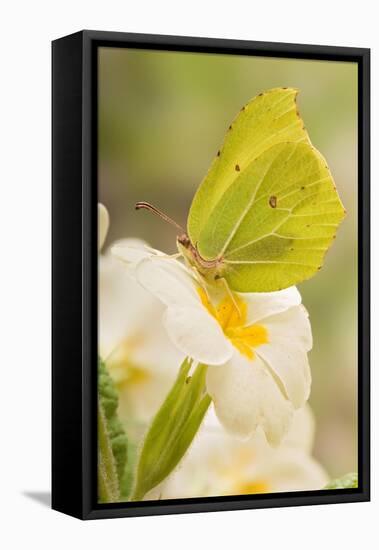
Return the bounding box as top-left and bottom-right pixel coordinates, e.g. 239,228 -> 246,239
198,287 -> 268,360
107,336 -> 151,387
234,479 -> 271,495
214,448 -> 271,496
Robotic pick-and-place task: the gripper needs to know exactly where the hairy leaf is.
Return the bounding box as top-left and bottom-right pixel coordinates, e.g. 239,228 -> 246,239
98,358 -> 129,502
325,472 -> 358,489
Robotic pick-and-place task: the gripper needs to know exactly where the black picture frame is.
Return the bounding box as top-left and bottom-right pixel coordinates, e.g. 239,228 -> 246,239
52,30 -> 370,520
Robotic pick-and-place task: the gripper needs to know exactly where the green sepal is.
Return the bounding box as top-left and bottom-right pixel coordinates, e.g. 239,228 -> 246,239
131,359 -> 211,501
324,472 -> 358,489
98,358 -> 129,502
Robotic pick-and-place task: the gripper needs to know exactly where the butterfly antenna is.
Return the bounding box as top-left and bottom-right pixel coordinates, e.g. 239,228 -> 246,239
135,201 -> 185,235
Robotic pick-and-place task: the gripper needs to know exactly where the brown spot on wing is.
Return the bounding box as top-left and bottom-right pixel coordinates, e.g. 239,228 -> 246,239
269,196 -> 277,208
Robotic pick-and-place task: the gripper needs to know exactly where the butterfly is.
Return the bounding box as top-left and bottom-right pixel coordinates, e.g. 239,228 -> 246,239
137,88 -> 345,293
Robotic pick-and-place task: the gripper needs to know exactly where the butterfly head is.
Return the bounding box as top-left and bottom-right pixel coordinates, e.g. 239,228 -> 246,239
135,200 -> 226,283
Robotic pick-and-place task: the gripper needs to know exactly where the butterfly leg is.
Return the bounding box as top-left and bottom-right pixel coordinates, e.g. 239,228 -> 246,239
159,252 -> 183,260
184,265 -> 214,301
219,277 -> 242,318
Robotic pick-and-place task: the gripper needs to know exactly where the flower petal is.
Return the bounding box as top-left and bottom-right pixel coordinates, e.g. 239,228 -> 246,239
134,256 -> 235,364
99,253 -> 160,358
250,304 -> 312,408
282,404 -> 315,453
263,305 -> 313,351
257,342 -> 311,409
98,203 -> 109,251
206,353 -> 293,445
136,256 -> 200,308
242,287 -> 302,325
252,447 -> 329,492
163,306 -> 234,365
111,238 -> 163,264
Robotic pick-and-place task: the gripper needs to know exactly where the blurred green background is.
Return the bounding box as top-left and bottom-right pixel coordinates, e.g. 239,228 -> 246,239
98,47 -> 358,478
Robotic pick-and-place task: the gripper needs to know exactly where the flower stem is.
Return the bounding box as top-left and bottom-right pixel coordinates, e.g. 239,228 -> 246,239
98,400 -> 120,503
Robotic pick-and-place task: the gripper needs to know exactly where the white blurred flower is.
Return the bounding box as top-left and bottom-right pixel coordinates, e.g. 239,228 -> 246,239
98,205 -> 182,426
149,405 -> 328,499
98,203 -> 109,252
112,242 -> 312,445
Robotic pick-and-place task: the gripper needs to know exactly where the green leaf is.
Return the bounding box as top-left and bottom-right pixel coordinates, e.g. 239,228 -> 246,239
325,472 -> 358,489
98,358 -> 129,503
185,88 -> 345,292
131,359 -> 211,501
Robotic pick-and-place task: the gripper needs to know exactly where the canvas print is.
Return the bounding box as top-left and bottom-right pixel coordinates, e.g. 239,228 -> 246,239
97,48 -> 358,504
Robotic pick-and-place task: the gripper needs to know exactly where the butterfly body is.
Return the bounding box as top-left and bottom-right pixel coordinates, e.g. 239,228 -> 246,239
177,235 -> 226,280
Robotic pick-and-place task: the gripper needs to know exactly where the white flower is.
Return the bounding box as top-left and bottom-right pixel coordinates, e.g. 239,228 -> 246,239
148,405 -> 328,499
100,248 -> 183,425
98,205 -> 183,425
112,242 -> 312,445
